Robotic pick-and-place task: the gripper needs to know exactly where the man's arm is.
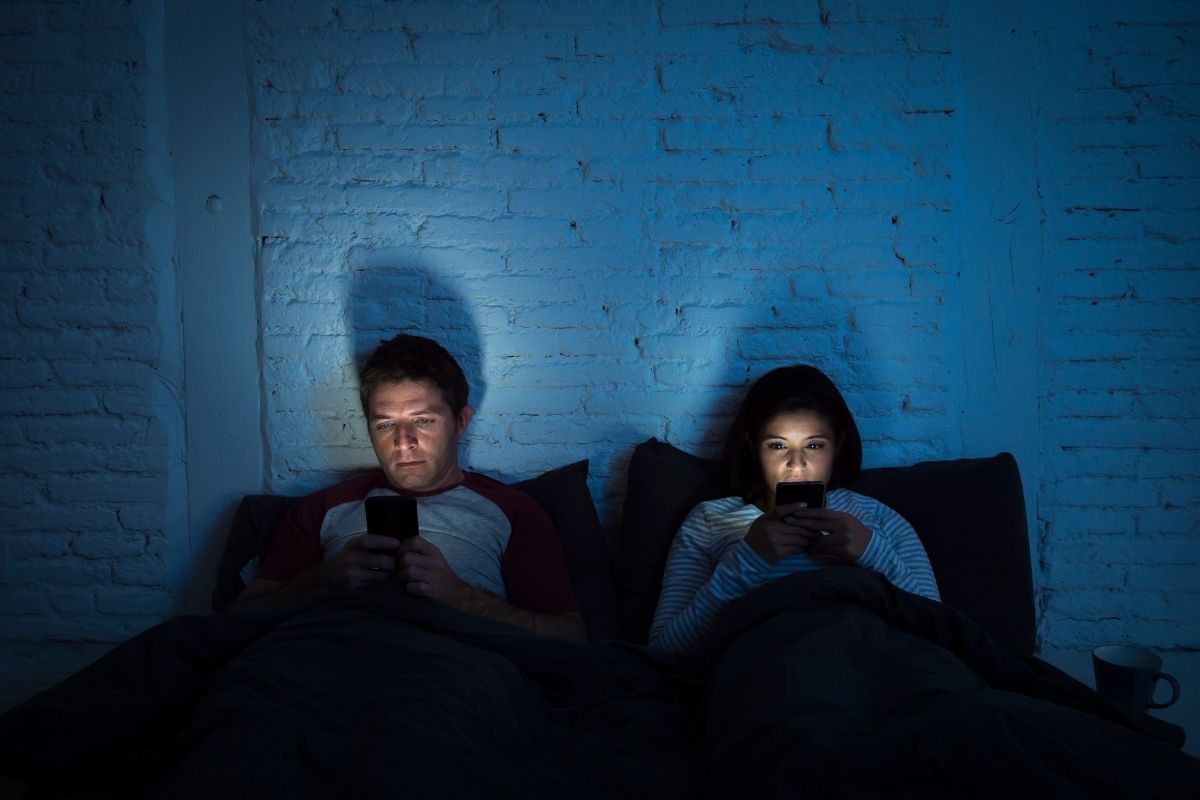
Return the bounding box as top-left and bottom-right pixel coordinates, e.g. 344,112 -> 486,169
397,536 -> 587,643
229,534 -> 402,611
456,587 -> 587,643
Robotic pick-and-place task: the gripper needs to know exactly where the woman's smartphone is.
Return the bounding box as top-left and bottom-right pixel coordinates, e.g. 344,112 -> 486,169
775,481 -> 826,509
365,495 -> 419,540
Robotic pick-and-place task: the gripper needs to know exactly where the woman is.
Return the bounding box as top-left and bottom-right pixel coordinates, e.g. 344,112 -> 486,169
649,365 -> 941,656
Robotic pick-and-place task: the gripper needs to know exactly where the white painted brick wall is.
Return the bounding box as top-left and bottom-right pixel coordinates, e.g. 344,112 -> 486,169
0,0 -> 186,683
1035,3 -> 1200,649
0,1 -> 1196,695
248,1 -> 965,527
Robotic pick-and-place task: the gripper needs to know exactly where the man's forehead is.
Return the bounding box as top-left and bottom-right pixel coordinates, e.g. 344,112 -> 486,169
367,379 -> 452,414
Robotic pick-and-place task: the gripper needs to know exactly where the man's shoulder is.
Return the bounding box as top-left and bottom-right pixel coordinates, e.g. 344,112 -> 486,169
460,472 -> 546,520
299,470 -> 387,510
461,470 -> 532,502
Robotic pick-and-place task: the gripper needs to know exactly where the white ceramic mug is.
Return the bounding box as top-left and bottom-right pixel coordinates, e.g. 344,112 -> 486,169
1092,645 -> 1180,710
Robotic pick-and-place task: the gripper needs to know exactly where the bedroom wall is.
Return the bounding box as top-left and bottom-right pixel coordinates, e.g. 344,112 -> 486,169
0,0 -> 1196,709
246,0 -> 1197,654
249,0 -> 969,502
1032,5 -> 1199,653
0,0 -> 189,686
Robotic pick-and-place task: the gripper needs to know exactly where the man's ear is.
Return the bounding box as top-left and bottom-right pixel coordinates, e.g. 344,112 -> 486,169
456,405 -> 474,436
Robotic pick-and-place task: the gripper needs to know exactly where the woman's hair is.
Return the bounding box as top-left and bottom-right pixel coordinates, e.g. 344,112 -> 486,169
358,334 -> 469,417
721,364 -> 863,503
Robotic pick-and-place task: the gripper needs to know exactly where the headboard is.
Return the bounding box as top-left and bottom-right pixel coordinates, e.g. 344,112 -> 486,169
614,439 -> 1037,654
213,441 -> 1037,654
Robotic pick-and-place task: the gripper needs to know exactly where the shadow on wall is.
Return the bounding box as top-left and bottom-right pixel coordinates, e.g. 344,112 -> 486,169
346,247 -> 486,468
683,275 -> 852,461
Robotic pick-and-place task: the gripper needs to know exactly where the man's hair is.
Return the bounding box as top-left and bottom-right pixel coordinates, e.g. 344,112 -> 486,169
358,334 -> 469,417
721,364 -> 863,504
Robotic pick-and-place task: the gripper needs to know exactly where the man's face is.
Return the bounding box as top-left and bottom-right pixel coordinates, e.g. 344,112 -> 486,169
366,379 -> 472,493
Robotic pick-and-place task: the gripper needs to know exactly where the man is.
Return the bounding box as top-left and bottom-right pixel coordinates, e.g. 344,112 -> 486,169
232,334 -> 586,643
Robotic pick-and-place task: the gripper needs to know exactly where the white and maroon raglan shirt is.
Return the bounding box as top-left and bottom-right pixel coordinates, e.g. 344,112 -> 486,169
255,471 -> 579,615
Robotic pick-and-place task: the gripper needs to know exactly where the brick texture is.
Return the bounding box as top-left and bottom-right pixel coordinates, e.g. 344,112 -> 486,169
0,1 -> 1196,689
248,0 -> 964,521
0,0 -> 186,681
1035,4 -> 1199,649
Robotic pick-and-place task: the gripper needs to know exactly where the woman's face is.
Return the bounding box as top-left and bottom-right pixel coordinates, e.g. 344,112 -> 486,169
756,409 -> 839,509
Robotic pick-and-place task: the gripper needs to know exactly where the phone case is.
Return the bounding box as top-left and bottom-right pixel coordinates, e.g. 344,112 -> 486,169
775,481 -> 826,509
365,495 -> 419,539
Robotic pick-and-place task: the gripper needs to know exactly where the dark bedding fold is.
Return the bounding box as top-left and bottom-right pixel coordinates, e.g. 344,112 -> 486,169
4,570 -> 1197,799
696,567 -> 1200,799
0,585 -> 699,799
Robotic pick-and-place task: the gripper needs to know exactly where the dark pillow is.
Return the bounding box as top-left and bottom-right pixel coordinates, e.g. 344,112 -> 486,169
514,459 -> 619,641
614,438 -> 1036,654
614,438 -> 725,643
848,453 -> 1035,655
212,461 -> 620,642
211,494 -> 295,613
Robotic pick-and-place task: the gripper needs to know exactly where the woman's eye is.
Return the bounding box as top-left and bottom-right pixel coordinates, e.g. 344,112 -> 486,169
766,441 -> 787,450
807,442 -> 824,450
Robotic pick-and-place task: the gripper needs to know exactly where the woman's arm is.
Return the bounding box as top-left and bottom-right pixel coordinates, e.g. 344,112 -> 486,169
787,493 -> 940,602
851,501 -> 941,601
648,502 -> 769,656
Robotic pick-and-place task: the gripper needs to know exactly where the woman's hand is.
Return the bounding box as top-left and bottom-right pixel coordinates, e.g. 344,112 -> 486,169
781,507 -> 873,561
743,505 -> 824,563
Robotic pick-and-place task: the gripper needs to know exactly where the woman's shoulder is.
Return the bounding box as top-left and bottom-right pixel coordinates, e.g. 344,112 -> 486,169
687,495 -> 753,518
829,487 -> 897,516
682,496 -> 757,530
675,496 -> 759,554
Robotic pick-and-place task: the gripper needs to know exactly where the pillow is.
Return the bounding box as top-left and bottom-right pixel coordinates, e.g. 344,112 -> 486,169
847,452 -> 1035,654
514,459 -> 619,641
212,461 -> 620,642
211,494 -> 295,612
614,438 -> 725,643
614,438 -> 1036,654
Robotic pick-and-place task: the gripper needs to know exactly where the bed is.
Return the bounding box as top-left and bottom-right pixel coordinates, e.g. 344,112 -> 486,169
2,438 -> 1197,798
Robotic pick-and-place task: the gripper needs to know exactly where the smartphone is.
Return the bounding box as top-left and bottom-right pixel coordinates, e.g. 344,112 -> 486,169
365,495 -> 419,540
775,481 -> 826,509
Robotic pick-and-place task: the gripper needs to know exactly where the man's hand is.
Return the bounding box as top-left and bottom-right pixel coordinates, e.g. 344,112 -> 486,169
236,534 -> 586,643
396,536 -> 586,643
318,533 -> 403,591
231,533 -> 402,610
394,536 -> 471,607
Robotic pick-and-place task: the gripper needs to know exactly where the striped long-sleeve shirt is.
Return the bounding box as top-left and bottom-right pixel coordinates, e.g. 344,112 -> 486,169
648,488 -> 941,656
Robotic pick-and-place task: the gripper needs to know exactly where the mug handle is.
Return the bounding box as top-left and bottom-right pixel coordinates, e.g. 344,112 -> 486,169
1147,672 -> 1181,709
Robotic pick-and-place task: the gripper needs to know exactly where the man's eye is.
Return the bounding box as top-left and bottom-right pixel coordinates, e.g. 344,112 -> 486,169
375,422 -> 394,432
416,418 -> 436,426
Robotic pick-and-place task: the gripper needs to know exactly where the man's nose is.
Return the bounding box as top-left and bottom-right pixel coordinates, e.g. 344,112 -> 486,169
393,424 -> 418,447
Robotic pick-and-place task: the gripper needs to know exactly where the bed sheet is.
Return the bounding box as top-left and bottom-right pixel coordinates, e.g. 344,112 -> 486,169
2,572 -> 1196,798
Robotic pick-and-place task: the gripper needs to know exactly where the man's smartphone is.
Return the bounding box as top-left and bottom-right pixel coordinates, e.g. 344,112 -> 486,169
775,481 -> 826,509
365,495 -> 419,540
